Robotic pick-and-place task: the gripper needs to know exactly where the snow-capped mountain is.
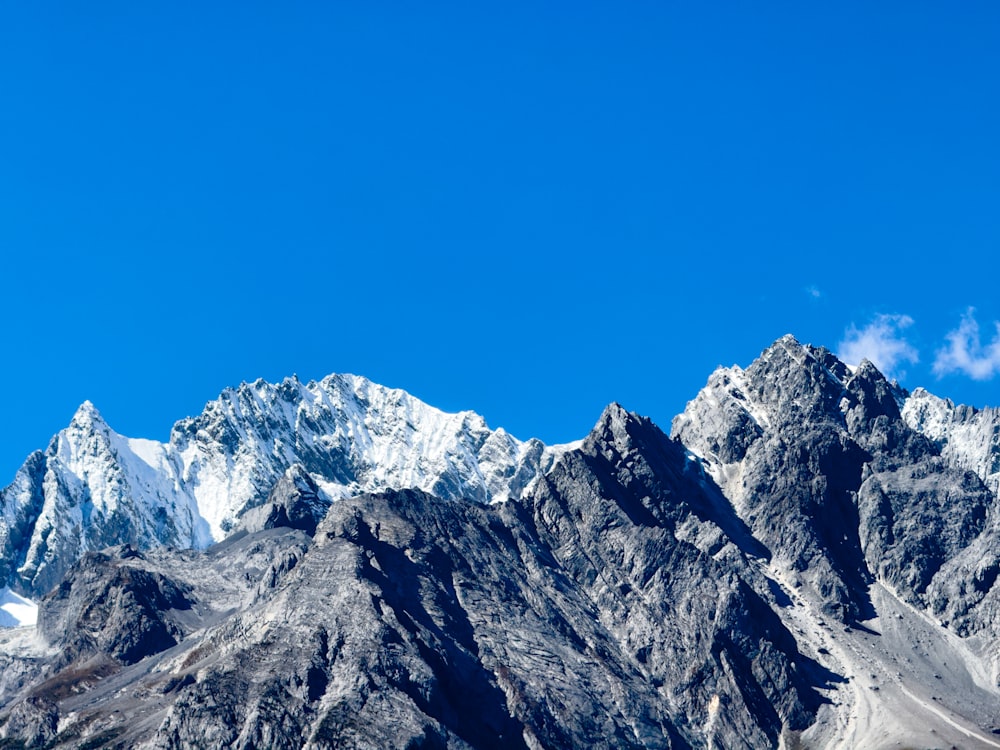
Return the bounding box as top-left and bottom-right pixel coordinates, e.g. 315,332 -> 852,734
0,374 -> 568,597
3,338 -> 1000,749
902,386 -> 1000,496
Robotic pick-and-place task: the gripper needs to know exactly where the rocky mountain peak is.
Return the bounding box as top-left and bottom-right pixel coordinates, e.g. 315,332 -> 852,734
236,464 -> 329,536
842,359 -> 905,434
585,402 -> 646,454
69,400 -> 105,427
62,401 -> 115,456
4,340 -> 1000,748
901,385 -> 1000,497
740,338 -> 853,429
673,337 -> 915,469
1,371 -> 564,597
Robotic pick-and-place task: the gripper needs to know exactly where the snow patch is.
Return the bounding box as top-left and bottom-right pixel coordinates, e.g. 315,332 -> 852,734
0,588 -> 37,628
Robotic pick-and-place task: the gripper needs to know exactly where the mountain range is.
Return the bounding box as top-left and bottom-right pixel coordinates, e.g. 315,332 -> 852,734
2,335 -> 1000,749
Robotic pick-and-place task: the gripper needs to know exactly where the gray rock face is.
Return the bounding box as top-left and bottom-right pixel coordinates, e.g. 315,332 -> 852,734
522,404 -> 828,748
38,545 -> 194,667
672,337 -> 1000,631
236,464 -> 330,536
0,405 -> 835,749
0,451 -> 46,593
902,386 -> 1000,495
674,338 -> 876,621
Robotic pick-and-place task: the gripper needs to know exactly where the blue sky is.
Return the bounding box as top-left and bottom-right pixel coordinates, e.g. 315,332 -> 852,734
1,3 -> 998,482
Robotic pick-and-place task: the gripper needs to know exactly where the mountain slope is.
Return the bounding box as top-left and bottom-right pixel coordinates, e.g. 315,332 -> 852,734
902,386 -> 1000,497
673,335 -> 1000,747
0,374 -> 565,597
3,337 -> 1000,748
0,407 -> 831,749
672,336 -> 1000,630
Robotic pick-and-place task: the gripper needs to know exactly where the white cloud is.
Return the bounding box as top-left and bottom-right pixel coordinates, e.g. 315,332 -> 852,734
838,314 -> 919,378
933,308 -> 1000,380
806,285 -> 822,300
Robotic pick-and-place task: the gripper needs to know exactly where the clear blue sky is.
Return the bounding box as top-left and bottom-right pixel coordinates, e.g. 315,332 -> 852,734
1,3 -> 998,482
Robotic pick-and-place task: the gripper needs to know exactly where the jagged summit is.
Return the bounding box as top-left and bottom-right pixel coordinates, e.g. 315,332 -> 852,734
675,336 -> 1000,620
902,385 -> 1000,496
69,399 -> 103,424
586,401 -> 638,446
0,372 -> 566,597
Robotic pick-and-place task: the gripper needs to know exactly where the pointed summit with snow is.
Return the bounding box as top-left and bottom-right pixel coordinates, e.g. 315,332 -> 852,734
0,373 -> 566,597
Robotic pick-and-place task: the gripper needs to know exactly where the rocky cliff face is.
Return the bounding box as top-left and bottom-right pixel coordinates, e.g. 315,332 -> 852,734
521,404 -> 828,748
902,386 -> 1000,496
672,337 -> 1000,637
2,337 -> 1000,749
673,337 -> 875,622
0,406 -> 831,749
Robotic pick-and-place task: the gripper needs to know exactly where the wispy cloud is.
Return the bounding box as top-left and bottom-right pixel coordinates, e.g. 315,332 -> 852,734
838,314 -> 919,378
933,308 -> 1000,380
806,285 -> 822,300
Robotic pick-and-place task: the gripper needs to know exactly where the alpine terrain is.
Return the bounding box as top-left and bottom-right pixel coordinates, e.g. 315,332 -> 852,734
2,336 -> 1000,749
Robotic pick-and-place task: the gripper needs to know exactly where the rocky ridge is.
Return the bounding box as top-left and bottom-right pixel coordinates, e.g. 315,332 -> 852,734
902,386 -> 1000,496
2,336 -> 1000,749
0,374 -> 567,598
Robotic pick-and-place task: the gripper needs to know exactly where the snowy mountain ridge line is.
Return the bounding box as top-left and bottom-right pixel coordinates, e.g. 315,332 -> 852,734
1,342 -> 998,601
901,386 -> 1000,496
674,338 -> 1000,497
4,337 -> 1000,746
0,372 -> 571,597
